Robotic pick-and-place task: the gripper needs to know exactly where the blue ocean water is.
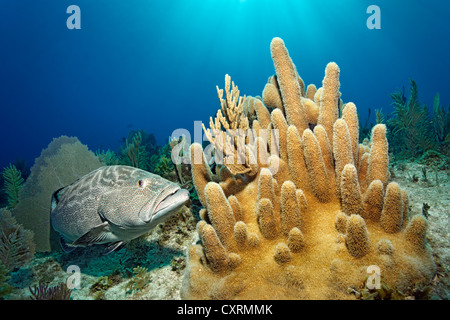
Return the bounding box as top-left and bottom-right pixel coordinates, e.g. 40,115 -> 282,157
0,0 -> 449,169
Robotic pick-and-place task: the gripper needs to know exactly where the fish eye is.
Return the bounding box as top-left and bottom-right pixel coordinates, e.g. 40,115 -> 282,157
138,180 -> 144,187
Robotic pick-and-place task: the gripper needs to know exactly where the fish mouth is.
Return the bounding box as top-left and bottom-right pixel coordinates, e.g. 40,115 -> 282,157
143,188 -> 189,223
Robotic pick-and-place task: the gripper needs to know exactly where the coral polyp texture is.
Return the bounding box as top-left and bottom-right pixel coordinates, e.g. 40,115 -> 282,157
180,37 -> 436,300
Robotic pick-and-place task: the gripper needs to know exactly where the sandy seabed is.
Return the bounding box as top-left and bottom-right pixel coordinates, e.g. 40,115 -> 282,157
6,160 -> 449,300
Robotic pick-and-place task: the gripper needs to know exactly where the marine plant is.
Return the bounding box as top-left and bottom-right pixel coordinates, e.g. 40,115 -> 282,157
0,262 -> 12,299
180,38 -> 436,299
421,167 -> 428,182
388,79 -> 439,158
126,266 -> 150,293
147,137 -> 192,184
124,131 -> 142,168
154,154 -> 174,178
171,256 -> 186,275
422,203 -> 430,219
90,275 -> 113,292
375,108 -> 384,125
432,93 -> 450,153
29,281 -> 72,300
96,149 -> 120,165
120,130 -> 160,171
1,164 -> 24,209
418,150 -> 449,171
169,135 -> 191,185
348,277 -> 406,300
127,129 -> 159,156
0,209 -> 35,272
90,275 -> 116,300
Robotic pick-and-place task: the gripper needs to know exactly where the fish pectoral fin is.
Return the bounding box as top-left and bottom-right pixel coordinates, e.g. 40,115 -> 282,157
71,222 -> 112,247
103,241 -> 126,255
60,237 -> 76,253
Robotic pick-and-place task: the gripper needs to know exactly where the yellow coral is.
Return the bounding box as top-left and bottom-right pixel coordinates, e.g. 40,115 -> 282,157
181,38 -> 435,300
280,181 -> 302,236
333,119 -> 354,199
305,84 -> 317,101
189,143 -> 213,207
302,129 -> 330,202
380,182 -> 404,233
405,215 -> 428,250
340,164 -> 364,217
363,179 -> 384,221
274,242 -> 292,264
256,198 -> 277,239
345,214 -> 371,258
262,82 -> 283,113
341,103 -> 359,163
270,37 -> 309,133
318,62 -> 340,151
367,124 -> 389,186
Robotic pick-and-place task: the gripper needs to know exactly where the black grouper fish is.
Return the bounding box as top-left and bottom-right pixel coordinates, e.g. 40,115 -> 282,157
50,165 -> 189,254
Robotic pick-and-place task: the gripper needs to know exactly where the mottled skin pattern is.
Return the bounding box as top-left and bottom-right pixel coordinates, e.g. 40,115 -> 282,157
50,165 -> 189,251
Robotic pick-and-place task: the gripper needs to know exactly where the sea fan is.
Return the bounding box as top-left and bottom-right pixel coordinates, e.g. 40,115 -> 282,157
11,136 -> 103,252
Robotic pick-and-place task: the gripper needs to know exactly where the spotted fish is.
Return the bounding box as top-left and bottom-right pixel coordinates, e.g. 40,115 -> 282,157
50,165 -> 189,254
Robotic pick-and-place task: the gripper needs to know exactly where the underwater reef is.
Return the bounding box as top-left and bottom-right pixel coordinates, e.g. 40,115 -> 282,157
180,37 -> 437,299
0,130 -> 199,300
0,37 -> 448,300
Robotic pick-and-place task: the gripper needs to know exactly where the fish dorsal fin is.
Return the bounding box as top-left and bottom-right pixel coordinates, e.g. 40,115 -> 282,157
51,186 -> 66,212
71,221 -> 112,247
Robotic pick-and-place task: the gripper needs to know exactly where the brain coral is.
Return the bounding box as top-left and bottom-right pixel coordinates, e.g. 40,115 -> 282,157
180,37 -> 436,299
